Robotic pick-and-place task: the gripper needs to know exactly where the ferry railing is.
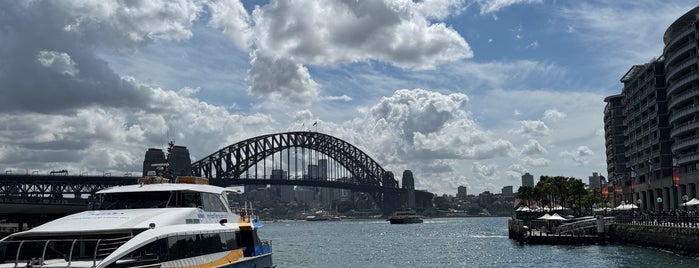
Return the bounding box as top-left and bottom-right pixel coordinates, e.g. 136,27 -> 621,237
0,235 -> 132,267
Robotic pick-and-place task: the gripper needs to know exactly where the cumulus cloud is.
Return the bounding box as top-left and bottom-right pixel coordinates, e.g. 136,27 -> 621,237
0,85 -> 277,173
208,0 -> 252,50
251,0 -> 472,69
520,156 -> 549,167
474,0 -> 543,15
349,89 -> 514,163
0,1 -> 203,114
472,162 -> 498,180
36,50 -> 79,77
560,146 -> 594,166
243,0 -> 473,103
508,164 -> 528,174
543,108 -> 567,121
509,120 -> 549,137
248,51 -> 319,104
520,139 -> 547,155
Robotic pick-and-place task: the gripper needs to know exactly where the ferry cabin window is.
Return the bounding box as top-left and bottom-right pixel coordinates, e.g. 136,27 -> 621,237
107,232 -> 237,267
99,191 -> 171,210
167,191 -> 202,208
201,193 -> 227,212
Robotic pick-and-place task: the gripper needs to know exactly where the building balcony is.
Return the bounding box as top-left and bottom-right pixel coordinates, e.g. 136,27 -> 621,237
670,119 -> 699,138
672,136 -> 699,152
668,73 -> 699,102
666,40 -> 695,65
665,28 -> 696,55
668,87 -> 699,109
666,56 -> 697,81
679,151 -> 699,165
669,103 -> 699,124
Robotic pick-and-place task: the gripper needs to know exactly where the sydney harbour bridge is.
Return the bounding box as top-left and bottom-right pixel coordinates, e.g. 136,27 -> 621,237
0,131 -> 434,229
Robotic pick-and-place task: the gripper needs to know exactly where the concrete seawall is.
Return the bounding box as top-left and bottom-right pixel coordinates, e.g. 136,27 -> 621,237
608,224 -> 699,256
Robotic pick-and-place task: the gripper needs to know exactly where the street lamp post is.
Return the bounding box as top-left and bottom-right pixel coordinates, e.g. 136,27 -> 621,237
636,199 -> 642,211
683,195 -> 689,211
657,197 -> 663,212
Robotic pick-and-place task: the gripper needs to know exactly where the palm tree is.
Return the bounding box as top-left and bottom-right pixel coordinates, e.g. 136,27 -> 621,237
516,186 -> 534,208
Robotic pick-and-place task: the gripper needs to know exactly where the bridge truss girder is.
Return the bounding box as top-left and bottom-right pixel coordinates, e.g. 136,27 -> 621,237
192,131 -> 401,213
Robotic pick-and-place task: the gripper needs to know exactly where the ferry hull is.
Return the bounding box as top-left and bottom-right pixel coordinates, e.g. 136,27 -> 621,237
219,253 -> 274,268
389,218 -> 423,224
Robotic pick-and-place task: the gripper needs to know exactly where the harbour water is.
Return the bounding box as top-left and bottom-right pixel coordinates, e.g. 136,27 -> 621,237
262,217 -> 699,267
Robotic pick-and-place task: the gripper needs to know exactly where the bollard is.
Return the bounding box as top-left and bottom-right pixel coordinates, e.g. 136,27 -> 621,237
596,215 -> 607,245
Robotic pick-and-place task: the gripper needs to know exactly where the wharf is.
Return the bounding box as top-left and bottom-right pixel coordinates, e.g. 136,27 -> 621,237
510,213 -> 699,256
508,216 -> 611,246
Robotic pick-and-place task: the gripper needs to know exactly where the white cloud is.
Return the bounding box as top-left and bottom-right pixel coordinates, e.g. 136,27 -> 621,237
248,51 -> 320,104
508,163 -> 528,174
543,108 -> 567,121
208,0 -> 252,50
509,120 -> 549,137
472,162 -> 498,180
520,139 -> 547,155
61,0 -> 202,45
560,145 -> 594,166
415,0 -> 467,20
520,156 -> 549,167
474,0 -> 543,15
321,95 -> 353,102
36,50 -> 79,77
250,0 -> 472,69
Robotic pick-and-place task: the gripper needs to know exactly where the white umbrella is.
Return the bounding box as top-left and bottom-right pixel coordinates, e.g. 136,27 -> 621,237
537,213 -> 551,220
681,198 -> 699,207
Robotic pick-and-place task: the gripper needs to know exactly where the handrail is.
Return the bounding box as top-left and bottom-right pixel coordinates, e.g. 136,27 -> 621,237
93,239 -> 102,268
1,235 -> 133,266
40,239 -> 50,268
68,239 -> 77,267
14,240 -> 24,268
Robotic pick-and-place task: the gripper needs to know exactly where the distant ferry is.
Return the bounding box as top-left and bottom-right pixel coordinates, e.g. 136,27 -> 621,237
0,176 -> 274,268
304,215 -> 341,221
387,209 -> 423,224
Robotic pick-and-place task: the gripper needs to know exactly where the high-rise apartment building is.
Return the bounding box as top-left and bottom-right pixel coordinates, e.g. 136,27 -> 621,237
604,6 -> 699,211
521,173 -> 534,188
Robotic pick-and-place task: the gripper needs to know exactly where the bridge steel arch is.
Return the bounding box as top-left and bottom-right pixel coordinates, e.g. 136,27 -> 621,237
191,131 -> 402,214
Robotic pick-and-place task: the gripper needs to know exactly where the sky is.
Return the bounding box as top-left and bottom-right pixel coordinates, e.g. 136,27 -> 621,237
1,0 -> 697,196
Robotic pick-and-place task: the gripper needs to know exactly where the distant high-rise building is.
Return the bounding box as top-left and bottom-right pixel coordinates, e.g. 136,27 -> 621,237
502,186 -> 514,197
457,186 -> 467,199
307,164 -> 319,180
318,159 -> 328,180
589,172 -> 602,190
521,173 -> 534,188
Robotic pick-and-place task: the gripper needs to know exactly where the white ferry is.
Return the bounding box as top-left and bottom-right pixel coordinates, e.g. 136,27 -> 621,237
0,176 -> 273,268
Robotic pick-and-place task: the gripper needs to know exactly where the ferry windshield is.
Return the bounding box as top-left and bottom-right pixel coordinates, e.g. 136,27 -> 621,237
99,191 -> 171,210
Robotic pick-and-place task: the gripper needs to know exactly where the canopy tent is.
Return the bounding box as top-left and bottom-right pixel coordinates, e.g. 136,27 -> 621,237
547,213 -> 567,221
515,206 -> 531,212
613,203 -> 639,210
681,198 -> 699,207
593,207 -> 612,212
537,213 -> 551,220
